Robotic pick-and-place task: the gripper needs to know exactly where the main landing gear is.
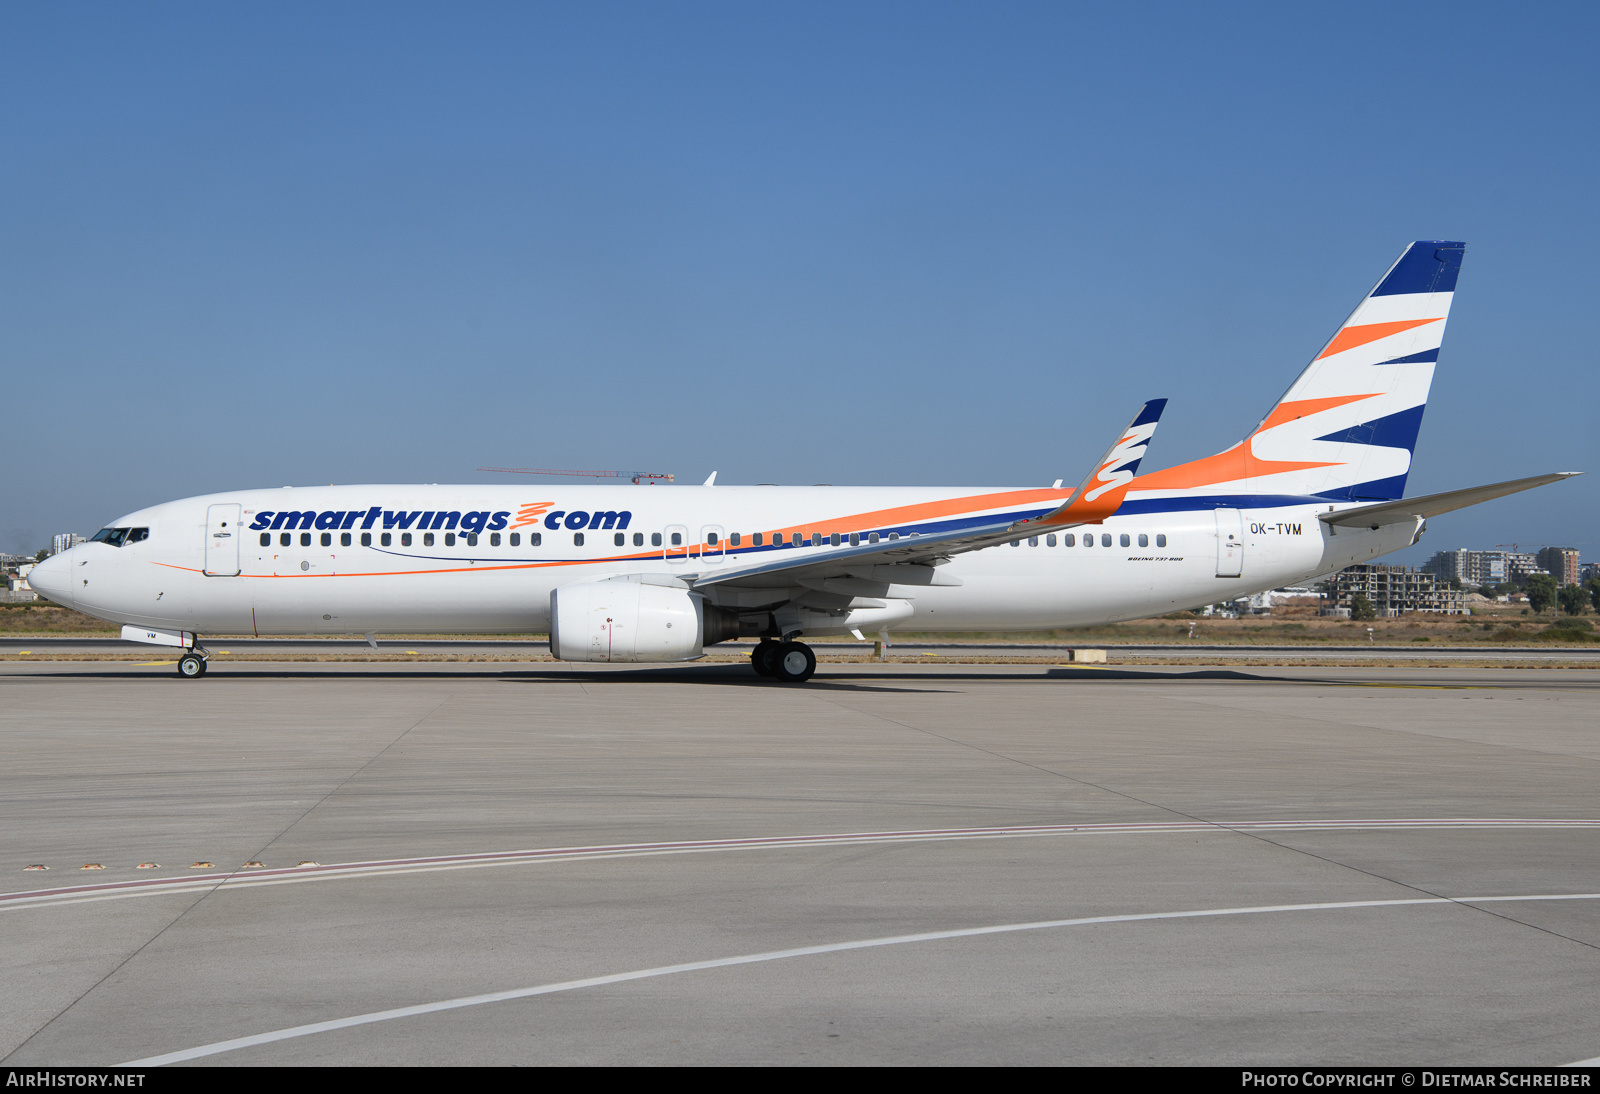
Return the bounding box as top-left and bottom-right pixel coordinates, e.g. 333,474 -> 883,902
751,639 -> 816,683
177,648 -> 209,678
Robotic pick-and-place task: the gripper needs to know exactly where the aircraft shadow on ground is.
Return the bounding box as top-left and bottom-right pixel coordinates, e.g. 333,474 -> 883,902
10,663 -> 1321,689
16,665 -> 1598,690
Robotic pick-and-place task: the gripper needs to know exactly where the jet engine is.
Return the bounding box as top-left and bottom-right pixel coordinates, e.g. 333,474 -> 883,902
549,579 -> 740,663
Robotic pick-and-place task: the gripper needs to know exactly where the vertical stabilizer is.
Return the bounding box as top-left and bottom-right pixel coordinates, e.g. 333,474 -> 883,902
1131,241 -> 1463,505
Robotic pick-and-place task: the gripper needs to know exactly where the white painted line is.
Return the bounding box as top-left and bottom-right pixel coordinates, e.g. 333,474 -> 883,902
8,819 -> 1599,913
120,891 -> 1600,1066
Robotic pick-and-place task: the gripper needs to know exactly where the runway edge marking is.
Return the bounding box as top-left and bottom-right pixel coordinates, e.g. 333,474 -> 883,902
9,819 -> 1598,913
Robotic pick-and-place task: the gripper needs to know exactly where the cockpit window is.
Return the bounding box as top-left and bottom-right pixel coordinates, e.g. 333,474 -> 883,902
89,527 -> 148,547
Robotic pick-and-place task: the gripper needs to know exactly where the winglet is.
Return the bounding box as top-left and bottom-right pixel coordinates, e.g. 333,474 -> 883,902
1034,398 -> 1167,527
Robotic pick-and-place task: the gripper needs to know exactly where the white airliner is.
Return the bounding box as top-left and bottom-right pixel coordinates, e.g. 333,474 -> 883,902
28,241 -> 1578,681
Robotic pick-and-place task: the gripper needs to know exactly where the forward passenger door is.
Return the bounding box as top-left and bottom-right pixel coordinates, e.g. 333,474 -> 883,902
204,504 -> 242,576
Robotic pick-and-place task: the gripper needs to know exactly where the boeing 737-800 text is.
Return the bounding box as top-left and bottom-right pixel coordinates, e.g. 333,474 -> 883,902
27,241 -> 1579,681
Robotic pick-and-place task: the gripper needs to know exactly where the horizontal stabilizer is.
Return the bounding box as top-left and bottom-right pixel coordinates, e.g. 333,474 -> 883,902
1318,472 -> 1581,528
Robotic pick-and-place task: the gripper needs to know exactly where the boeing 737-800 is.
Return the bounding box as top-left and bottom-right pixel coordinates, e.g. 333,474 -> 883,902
27,241 -> 1578,681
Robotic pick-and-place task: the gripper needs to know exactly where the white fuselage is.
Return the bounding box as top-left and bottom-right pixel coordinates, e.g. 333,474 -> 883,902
41,484 -> 1415,639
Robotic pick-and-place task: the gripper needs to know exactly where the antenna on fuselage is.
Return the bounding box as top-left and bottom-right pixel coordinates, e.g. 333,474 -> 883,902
476,467 -> 675,485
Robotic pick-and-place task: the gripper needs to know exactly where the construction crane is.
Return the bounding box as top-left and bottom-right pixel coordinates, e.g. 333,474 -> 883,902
477,467 -> 675,485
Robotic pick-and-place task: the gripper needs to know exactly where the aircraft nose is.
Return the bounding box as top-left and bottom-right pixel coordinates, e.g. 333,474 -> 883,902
27,551 -> 73,607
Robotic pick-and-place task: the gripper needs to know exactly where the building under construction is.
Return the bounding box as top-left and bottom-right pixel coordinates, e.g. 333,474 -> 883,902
1326,564 -> 1469,616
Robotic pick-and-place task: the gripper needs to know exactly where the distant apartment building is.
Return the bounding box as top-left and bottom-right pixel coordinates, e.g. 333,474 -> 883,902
50,533 -> 85,555
4,563 -> 38,602
1327,564 -> 1469,616
1536,547 -> 1581,587
1422,548 -> 1547,589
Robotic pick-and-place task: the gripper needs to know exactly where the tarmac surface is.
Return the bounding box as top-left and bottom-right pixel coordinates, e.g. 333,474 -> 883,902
2,635 -> 1597,663
2,659 -> 1599,1066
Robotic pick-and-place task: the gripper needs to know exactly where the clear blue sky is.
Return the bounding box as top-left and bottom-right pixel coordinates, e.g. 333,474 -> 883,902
3,2 -> 1595,564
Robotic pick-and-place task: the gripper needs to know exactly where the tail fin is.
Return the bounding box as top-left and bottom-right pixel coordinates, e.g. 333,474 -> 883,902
1132,241 -> 1464,505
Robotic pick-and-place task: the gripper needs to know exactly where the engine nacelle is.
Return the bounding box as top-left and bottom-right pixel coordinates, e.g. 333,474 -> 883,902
549,579 -> 738,663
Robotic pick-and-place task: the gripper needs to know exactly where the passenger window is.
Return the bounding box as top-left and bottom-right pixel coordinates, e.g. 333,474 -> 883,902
1084,535 -> 1093,547
869,533 -> 879,544
1065,534 -> 1075,546
753,533 -> 763,546
633,533 -> 643,546
1046,534 -> 1056,547
490,532 -> 500,546
301,533 -> 312,547
1119,534 -> 1130,547
423,533 -> 434,547
811,533 -> 821,547
1029,536 -> 1038,547
849,533 -> 859,546
530,533 -> 541,546
444,533 -> 456,546
380,532 -> 391,546
614,533 -> 624,546
509,533 -> 520,546
830,533 -> 840,546
574,532 -> 585,546
888,533 -> 899,541
260,533 -> 271,547
1101,534 -> 1112,547
793,533 -> 803,546
730,533 -> 741,547
671,532 -> 682,546
1010,540 -> 1020,547
361,533 -> 371,546
401,533 -> 412,546
652,533 -> 663,547
1138,533 -> 1148,547
1156,534 -> 1167,547
466,533 -> 478,546
320,532 -> 332,547
341,532 -> 351,547
708,532 -> 719,546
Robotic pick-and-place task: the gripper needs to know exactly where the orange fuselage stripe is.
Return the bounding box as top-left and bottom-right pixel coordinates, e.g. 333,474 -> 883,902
156,487 -> 1075,580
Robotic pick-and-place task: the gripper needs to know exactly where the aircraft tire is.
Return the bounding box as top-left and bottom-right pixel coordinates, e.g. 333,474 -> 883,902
751,641 -> 780,677
772,641 -> 816,683
177,653 -> 206,678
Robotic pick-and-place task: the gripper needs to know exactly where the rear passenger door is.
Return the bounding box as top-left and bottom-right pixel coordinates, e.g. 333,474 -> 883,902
1214,508 -> 1244,578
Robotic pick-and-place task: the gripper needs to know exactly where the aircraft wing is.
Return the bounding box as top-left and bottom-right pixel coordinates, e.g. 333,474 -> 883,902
691,399 -> 1166,592
1318,472 -> 1581,529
